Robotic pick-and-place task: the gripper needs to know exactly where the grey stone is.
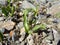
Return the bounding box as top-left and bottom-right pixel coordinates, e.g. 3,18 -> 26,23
0,17 -> 5,21
42,32 -> 47,38
52,29 -> 60,45
19,12 -> 23,16
42,28 -> 54,45
4,34 -> 9,37
52,18 -> 60,23
0,28 -> 5,33
0,0 -> 7,5
26,34 -> 34,45
57,18 -> 60,23
21,0 -> 36,10
17,22 -> 23,29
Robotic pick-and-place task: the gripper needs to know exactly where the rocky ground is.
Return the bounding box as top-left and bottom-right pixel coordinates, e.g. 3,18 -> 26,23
0,0 -> 60,45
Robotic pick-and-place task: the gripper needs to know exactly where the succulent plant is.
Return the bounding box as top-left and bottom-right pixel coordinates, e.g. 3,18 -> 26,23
23,9 -> 47,34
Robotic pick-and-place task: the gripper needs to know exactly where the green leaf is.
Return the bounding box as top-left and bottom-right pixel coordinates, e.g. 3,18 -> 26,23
2,7 -> 9,16
32,24 -> 41,31
2,5 -> 15,17
6,5 -> 11,13
0,31 -> 3,42
10,6 -> 15,16
11,6 -> 15,13
32,24 -> 46,31
23,9 -> 29,34
7,0 -> 11,3
39,24 -> 46,30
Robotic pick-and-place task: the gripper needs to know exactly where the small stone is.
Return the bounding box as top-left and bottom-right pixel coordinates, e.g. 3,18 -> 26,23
20,27 -> 25,35
19,1 -> 22,4
15,41 -> 19,44
0,21 -> 15,30
19,27 -> 26,42
0,17 -> 5,21
53,20 -> 58,23
57,18 -> 60,23
53,18 -> 60,23
19,37 -> 24,42
17,22 -> 23,29
28,12 -> 34,16
4,34 -> 9,37
27,34 -> 34,45
0,28 -> 5,33
52,28 -> 60,45
42,32 -> 47,38
19,12 -> 23,16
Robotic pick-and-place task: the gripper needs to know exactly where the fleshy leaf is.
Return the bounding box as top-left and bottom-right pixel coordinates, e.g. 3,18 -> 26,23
32,24 -> 46,31
0,31 -> 3,42
23,9 -> 29,34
